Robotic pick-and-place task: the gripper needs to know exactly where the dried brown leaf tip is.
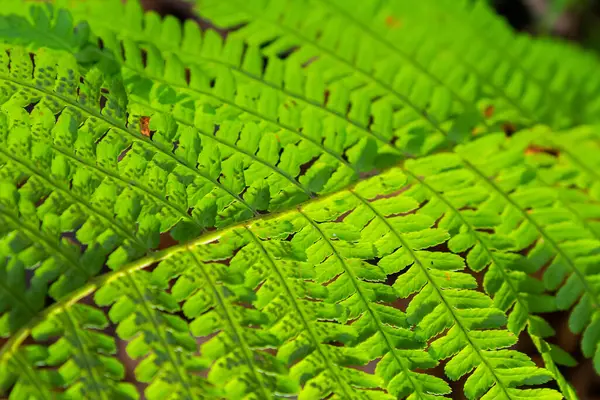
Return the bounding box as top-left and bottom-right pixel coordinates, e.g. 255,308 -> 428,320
140,116 -> 151,137
525,145 -> 559,157
385,16 -> 402,29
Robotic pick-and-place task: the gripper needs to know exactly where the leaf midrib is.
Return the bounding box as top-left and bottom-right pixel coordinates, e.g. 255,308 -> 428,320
61,309 -> 111,400
189,248 -> 273,399
244,226 -> 355,398
125,273 -> 196,399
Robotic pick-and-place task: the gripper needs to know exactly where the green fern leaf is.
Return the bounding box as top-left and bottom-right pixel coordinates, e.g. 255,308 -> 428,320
14,0 -> 463,156
411,0 -> 600,127
0,258 -> 45,337
31,304 -> 138,399
0,42 -> 270,237
0,1 -> 599,399
95,270 -> 217,400
2,160 -> 569,399
0,1 -> 89,55
153,231 -> 300,398
194,0 -> 599,130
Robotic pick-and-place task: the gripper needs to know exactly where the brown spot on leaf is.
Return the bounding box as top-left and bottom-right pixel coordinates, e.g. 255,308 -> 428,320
140,116 -> 151,137
484,105 -> 495,119
525,145 -> 559,157
385,16 -> 402,29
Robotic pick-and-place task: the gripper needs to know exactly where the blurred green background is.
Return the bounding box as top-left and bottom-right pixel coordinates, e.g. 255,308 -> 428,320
145,0 -> 600,54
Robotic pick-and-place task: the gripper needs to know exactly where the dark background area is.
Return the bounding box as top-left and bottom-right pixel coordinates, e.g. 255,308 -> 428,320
493,0 -> 600,50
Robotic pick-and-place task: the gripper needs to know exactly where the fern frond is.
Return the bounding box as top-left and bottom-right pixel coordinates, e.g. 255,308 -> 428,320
270,182 -> 452,398
152,231 -> 299,398
7,0 -> 586,176
198,0 -> 482,146
353,172 -> 558,400
243,227 -> 386,399
0,348 -> 56,399
0,272 -> 212,400
526,125 -> 600,203
116,43 -> 364,198
43,0 -> 597,128
1,36 -> 596,389
515,125 -> 600,373
1,4 -> 400,202
0,258 -> 44,337
30,303 -> 138,399
193,0 -> 597,131
0,177 -> 101,313
2,216 -> 385,399
3,143 -> 575,399
1,38 -> 595,388
445,131 -> 600,374
0,1 -> 89,54
334,0 -> 600,127
95,270 -> 216,400
0,1 -> 598,398
415,0 -> 600,127
0,46 -> 156,329
3,0 -> 447,158
0,42 -> 272,237
0,43 -> 255,333
52,0 -> 466,155
193,0 -> 483,128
